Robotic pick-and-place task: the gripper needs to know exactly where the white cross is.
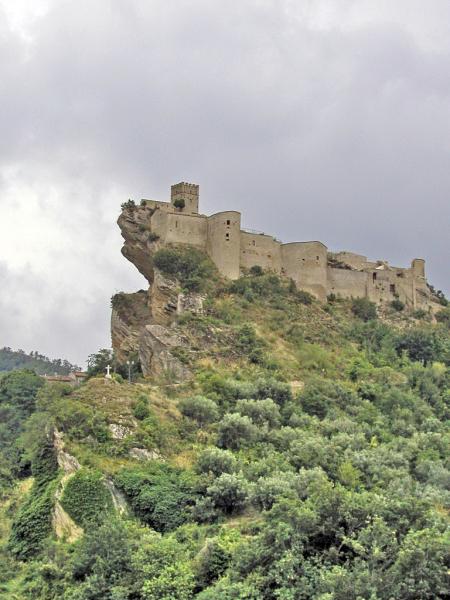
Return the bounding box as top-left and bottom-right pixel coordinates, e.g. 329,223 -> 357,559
105,364 -> 112,378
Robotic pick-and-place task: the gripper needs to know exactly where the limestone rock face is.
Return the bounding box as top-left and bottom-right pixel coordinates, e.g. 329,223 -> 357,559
178,291 -> 204,315
129,447 -> 162,461
113,205 -> 207,379
111,290 -> 151,364
139,324 -> 191,380
118,205 -> 158,283
111,264 -> 202,379
54,428 -> 81,474
149,270 -> 179,325
108,423 -> 132,440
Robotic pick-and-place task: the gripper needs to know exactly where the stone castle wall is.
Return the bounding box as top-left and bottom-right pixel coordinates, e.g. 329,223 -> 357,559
135,183 -> 438,311
240,231 -> 282,273
281,242 -> 328,301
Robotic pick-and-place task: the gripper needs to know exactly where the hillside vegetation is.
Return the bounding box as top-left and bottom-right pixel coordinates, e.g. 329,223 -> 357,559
0,347 -> 80,375
1,267 -> 449,599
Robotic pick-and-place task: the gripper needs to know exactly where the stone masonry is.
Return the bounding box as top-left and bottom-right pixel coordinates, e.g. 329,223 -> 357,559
120,182 -> 441,312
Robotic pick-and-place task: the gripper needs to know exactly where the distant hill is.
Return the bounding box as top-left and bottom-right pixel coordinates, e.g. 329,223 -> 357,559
0,347 -> 81,375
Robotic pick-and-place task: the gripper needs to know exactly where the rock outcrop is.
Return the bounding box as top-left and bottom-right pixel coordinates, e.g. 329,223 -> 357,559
139,324 -> 191,380
117,204 -> 158,283
112,205 -> 205,379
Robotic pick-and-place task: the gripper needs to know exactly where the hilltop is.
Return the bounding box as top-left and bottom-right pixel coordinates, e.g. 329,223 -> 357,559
0,347 -> 80,376
1,259 -> 449,599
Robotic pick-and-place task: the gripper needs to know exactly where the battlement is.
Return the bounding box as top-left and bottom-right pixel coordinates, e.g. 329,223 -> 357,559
171,182 -> 199,214
121,183 -> 439,312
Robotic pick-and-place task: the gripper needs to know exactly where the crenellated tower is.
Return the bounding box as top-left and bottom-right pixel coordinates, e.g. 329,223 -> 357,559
171,182 -> 199,214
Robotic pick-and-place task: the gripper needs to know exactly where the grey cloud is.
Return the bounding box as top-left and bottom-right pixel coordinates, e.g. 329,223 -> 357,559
0,0 -> 448,364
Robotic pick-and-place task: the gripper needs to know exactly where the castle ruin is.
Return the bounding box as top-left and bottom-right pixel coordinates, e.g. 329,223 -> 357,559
122,182 -> 439,311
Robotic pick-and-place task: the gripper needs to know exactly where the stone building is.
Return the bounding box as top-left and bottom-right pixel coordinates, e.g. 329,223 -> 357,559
123,182 -> 440,311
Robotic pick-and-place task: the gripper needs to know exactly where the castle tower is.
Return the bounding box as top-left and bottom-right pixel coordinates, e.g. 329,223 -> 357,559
411,258 -> 425,279
171,182 -> 199,214
207,211 -> 241,280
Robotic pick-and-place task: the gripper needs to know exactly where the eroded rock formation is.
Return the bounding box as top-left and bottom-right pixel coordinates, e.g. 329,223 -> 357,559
112,203 -> 204,380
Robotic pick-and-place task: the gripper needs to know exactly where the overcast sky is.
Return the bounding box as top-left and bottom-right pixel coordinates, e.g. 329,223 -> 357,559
0,0 -> 449,367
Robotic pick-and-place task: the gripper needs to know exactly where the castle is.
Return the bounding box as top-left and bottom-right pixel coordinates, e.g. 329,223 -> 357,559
129,182 -> 438,311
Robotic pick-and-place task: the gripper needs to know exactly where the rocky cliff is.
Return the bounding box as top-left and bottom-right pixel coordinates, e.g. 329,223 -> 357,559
112,204 -> 205,380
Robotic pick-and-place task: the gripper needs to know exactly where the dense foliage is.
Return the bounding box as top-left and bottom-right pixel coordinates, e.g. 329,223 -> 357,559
153,247 -> 216,291
0,347 -> 80,375
0,272 -> 449,599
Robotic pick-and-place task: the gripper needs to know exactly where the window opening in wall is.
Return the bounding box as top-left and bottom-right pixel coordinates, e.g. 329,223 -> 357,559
252,240 -> 256,246
226,219 -> 230,225
390,284 -> 396,294
175,221 -> 178,228
373,273 -> 377,282
225,233 -> 230,241
316,256 -> 319,260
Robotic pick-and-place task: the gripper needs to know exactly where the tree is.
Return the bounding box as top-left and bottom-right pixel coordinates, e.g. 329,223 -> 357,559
217,413 -> 258,450
206,473 -> 249,514
235,398 -> 280,428
195,448 -> 237,477
86,348 -> 113,377
351,297 -> 377,321
0,369 -> 44,417
179,396 -> 219,426
395,328 -> 442,365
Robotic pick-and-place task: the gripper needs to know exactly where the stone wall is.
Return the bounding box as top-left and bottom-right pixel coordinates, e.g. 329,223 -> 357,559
281,242 -> 328,301
207,211 -> 241,280
165,212 -> 207,248
327,268 -> 368,298
334,251 -> 369,270
120,183 -> 440,311
240,231 -> 281,273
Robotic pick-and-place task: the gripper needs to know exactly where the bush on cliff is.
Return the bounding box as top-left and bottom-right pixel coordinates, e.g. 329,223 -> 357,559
153,247 -> 215,292
351,297 -> 377,321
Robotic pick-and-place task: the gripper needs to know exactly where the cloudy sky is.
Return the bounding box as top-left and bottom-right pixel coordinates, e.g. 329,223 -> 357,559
0,0 -> 449,367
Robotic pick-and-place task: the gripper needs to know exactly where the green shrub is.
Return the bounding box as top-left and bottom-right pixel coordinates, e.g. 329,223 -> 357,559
249,265 -> 264,276
228,273 -> 286,302
173,198 -> 186,210
413,309 -> 428,320
0,369 -> 44,417
394,328 -> 444,365
8,433 -> 59,560
235,324 -> 266,364
254,378 -> 292,407
296,289 -> 314,305
235,398 -> 280,428
217,413 -> 258,450
142,562 -> 195,600
299,378 -> 357,419
8,478 -> 56,560
206,473 -> 249,514
153,247 -> 215,292
436,307 -> 450,328
133,396 -> 151,420
121,199 -> 136,211
148,232 -> 160,242
195,538 -> 232,589
351,297 -> 377,321
195,448 -> 237,477
390,299 -> 405,312
61,468 -> 113,528
179,396 -> 219,426
251,473 -> 296,510
114,464 -> 198,532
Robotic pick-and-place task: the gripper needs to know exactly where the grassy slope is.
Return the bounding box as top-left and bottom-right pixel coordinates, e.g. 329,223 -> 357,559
0,274 -> 448,598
